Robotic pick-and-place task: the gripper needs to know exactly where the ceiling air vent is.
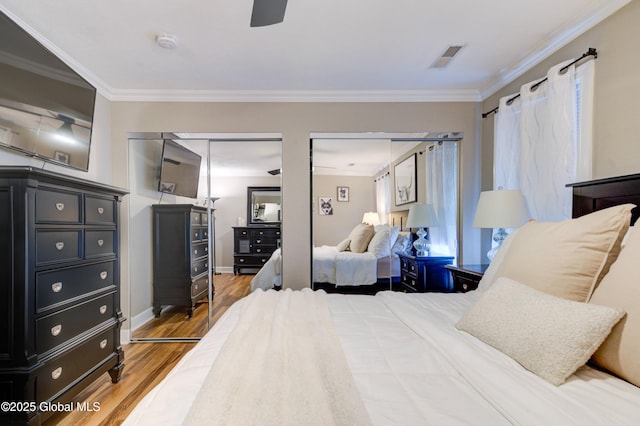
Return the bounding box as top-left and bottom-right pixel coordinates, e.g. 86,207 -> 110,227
430,45 -> 464,68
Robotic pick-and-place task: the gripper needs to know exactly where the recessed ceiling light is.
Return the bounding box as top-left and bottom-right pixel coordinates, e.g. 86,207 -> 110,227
156,34 -> 178,49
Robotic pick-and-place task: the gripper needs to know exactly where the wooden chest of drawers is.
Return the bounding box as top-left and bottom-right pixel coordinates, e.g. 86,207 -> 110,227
0,166 -> 127,425
233,226 -> 281,274
152,205 -> 211,318
397,253 -> 455,293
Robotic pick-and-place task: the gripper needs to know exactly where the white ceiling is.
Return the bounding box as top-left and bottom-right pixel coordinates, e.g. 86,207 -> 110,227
0,0 -> 629,102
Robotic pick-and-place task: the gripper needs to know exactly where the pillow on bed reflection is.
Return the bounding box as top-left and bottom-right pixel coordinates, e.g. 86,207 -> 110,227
336,238 -> 350,252
367,224 -> 400,258
348,223 -> 375,253
457,277 -> 625,386
479,204 -> 634,302
590,225 -> 640,387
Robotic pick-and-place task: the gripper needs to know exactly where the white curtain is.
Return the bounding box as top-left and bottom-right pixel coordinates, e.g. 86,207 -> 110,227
425,142 -> 458,258
494,59 -> 594,222
375,173 -> 390,224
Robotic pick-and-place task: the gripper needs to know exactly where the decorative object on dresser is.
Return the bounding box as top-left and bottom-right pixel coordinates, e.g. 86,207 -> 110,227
473,189 -> 529,261
233,226 -> 281,274
445,264 -> 489,293
0,166 -> 127,425
152,204 -> 211,318
406,203 -> 437,256
397,253 -> 454,292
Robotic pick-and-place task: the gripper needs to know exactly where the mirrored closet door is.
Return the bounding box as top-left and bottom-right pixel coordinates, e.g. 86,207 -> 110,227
310,132 -> 460,294
127,133 -> 282,342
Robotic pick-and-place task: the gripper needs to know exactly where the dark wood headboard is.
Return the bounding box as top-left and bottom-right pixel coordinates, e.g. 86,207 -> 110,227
567,173 -> 640,225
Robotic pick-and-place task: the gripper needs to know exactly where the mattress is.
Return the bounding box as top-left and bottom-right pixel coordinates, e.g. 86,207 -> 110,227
123,290 -> 640,425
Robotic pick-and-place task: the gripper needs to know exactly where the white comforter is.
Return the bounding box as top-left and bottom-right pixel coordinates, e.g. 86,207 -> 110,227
252,246 -> 377,291
124,291 -> 640,425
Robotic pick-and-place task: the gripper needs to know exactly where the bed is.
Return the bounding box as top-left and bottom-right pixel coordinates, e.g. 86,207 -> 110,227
251,224 -> 410,293
124,173 -> 640,425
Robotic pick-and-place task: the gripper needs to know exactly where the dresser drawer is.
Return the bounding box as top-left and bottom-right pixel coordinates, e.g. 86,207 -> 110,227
454,274 -> 480,293
401,272 -> 419,291
35,189 -> 81,224
36,327 -> 116,402
191,258 -> 208,277
191,227 -> 203,241
234,255 -> 270,267
251,244 -> 276,254
85,196 -> 116,225
85,230 -> 115,258
190,211 -> 202,225
191,275 -> 209,298
192,241 -> 208,259
401,258 -> 419,276
36,293 -> 115,354
36,261 -> 116,313
36,230 -> 82,265
251,228 -> 280,239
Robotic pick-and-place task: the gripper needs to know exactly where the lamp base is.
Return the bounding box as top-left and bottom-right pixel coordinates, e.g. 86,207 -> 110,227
413,227 -> 431,257
486,227 -> 507,262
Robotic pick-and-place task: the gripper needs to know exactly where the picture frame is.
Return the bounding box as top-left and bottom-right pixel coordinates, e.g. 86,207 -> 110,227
318,197 -> 333,215
54,151 -> 70,164
337,186 -> 349,202
394,153 -> 417,206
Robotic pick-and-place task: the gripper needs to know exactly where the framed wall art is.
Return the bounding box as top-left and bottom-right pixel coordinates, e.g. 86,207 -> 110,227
394,153 -> 417,206
337,186 -> 349,202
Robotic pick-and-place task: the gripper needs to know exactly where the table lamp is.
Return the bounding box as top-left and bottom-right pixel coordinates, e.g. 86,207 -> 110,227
362,211 -> 380,226
406,203 -> 436,257
473,189 -> 529,261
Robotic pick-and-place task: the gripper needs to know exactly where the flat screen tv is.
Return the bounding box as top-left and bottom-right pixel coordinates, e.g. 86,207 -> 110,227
0,11 -> 96,171
158,139 -> 202,199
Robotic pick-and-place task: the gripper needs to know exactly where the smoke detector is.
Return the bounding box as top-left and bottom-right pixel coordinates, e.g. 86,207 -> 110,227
156,34 -> 178,49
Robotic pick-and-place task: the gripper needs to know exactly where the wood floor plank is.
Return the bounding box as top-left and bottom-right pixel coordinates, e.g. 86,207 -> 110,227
44,273 -> 252,426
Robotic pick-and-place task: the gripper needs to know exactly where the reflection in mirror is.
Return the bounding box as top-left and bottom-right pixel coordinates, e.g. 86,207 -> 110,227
311,133 -> 460,295
128,134 -> 282,342
248,186 -> 281,225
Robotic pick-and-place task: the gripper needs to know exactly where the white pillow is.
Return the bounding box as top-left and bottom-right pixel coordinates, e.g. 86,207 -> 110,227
456,277 -> 625,386
367,224 -> 400,258
336,238 -> 350,252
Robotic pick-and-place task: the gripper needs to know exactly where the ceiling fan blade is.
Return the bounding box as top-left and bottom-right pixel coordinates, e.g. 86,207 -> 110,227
250,0 -> 288,27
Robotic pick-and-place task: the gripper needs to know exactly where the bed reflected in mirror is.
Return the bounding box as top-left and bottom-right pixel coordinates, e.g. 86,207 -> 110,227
310,132 -> 460,294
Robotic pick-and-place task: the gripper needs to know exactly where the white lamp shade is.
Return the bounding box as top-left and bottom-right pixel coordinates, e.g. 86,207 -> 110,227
473,190 -> 529,228
406,203 -> 436,228
362,211 -> 380,226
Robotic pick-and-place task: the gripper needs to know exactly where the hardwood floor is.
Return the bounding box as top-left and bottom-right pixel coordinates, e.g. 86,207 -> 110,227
44,273 -> 252,426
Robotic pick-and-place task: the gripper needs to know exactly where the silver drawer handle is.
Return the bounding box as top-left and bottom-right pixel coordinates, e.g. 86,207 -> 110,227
205,247 -> 208,253
205,263 -> 208,268
99,305 -> 107,314
51,324 -> 62,336
194,267 -> 198,272
100,271 -> 108,280
256,239 -> 262,243
99,339 -> 108,349
97,207 -> 104,215
55,203 -> 64,211
194,284 -> 199,291
256,248 -> 262,253
97,239 -> 104,247
194,249 -> 198,255
261,258 -> 267,263
55,242 -> 64,251
51,367 -> 63,380
51,282 -> 63,293
239,259 -> 245,263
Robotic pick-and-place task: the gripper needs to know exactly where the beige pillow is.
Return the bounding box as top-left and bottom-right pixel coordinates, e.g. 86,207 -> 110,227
488,204 -> 634,302
590,226 -> 640,387
347,223 -> 375,253
336,238 -> 350,252
456,277 -> 625,386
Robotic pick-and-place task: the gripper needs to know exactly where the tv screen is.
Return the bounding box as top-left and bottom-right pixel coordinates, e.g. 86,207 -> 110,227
158,140 -> 202,199
0,11 -> 96,171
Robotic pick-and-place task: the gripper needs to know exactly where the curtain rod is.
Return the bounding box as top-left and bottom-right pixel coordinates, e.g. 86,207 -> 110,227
481,47 -> 597,118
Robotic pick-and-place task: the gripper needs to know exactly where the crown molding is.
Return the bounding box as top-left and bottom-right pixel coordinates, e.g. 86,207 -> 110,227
106,89 -> 481,103
479,0 -> 631,100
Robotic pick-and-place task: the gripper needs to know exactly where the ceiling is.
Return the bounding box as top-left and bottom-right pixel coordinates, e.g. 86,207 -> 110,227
0,0 -> 629,102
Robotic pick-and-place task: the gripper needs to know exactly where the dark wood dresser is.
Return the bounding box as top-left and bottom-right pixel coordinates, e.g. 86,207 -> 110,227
0,166 -> 127,425
397,253 -> 455,292
233,226 -> 281,274
152,204 -> 211,318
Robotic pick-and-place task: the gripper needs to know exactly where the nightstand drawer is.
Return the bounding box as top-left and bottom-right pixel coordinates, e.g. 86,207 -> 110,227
400,273 -> 419,291
400,258 -> 419,275
455,275 -> 479,292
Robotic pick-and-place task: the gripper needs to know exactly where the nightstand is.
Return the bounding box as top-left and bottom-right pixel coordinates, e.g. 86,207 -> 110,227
397,253 -> 455,293
444,264 -> 489,293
